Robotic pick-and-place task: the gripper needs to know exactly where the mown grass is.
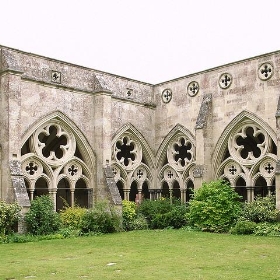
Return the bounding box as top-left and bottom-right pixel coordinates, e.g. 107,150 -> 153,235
1,229 -> 280,280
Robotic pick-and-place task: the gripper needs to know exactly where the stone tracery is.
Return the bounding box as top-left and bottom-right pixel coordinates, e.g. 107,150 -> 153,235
216,117 -> 277,201
21,117 -> 93,210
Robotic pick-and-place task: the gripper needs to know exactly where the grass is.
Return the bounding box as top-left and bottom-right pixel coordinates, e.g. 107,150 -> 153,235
1,229 -> 280,280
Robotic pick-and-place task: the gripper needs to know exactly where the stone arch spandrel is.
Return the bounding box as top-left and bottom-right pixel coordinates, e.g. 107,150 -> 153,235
21,111 -> 96,173
112,123 -> 155,169
156,124 -> 195,169
212,110 -> 277,173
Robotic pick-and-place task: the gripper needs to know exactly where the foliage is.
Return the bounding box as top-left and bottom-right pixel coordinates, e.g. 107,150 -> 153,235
25,195 -> 60,235
80,200 -> 122,234
129,214 -> 149,230
230,220 -> 257,235
0,200 -> 21,235
122,200 -> 137,231
137,198 -> 188,229
254,222 -> 280,236
187,180 -> 242,232
241,195 -> 278,223
60,206 -> 87,230
150,205 -> 188,229
137,198 -> 173,226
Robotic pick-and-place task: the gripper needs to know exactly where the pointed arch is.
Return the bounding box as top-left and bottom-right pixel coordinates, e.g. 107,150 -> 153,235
112,123 -> 155,169
21,110 -> 96,174
212,110 -> 277,173
156,124 -> 195,169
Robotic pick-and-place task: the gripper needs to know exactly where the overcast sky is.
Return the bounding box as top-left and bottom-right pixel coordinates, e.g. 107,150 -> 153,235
1,0 -> 280,84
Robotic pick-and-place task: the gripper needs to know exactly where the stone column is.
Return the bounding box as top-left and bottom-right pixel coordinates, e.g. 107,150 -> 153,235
93,90 -> 113,201
181,189 -> 186,204
124,189 -> 130,201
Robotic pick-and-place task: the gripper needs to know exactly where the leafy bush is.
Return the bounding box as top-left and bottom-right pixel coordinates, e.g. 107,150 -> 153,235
0,201 -> 21,235
187,180 -> 242,232
122,200 -> 137,231
230,220 -> 257,235
137,198 -> 173,227
80,201 -> 122,234
130,214 -> 149,230
137,198 -> 188,229
241,196 -> 278,223
25,195 -> 60,235
254,222 -> 280,236
60,206 -> 87,230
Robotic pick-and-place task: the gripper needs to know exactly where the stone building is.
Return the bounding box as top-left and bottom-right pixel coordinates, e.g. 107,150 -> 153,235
1,45 -> 280,211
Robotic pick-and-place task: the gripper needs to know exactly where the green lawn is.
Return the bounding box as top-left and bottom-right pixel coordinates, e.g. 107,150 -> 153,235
1,230 -> 280,280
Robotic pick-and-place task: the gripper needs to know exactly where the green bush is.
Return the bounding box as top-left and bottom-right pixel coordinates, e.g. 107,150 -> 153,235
60,206 -> 87,230
0,200 -> 21,235
241,196 -> 278,223
187,180 -> 242,232
25,195 -> 60,235
254,222 -> 280,236
80,201 -> 122,234
167,205 -> 188,229
137,198 -> 188,229
137,198 -> 173,227
230,220 -> 257,235
130,214 -> 149,230
122,200 -> 137,231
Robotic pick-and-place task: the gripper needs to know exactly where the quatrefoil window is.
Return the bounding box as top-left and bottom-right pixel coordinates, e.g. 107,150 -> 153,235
26,162 -> 38,175
228,165 -> 237,175
174,138 -> 192,167
219,73 -> 232,89
68,164 -> 78,176
258,63 -> 273,80
116,137 -> 136,166
51,71 -> 61,83
187,81 -> 199,97
38,126 -> 67,159
162,89 -> 172,103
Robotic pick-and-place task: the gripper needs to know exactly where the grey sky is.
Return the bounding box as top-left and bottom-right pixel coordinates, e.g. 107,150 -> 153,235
1,0 -> 279,84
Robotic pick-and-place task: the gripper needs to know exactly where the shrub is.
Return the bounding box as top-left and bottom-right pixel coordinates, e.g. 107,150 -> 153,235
167,205 -> 188,229
241,196 -> 278,223
122,200 -> 137,231
230,220 -> 257,235
254,222 -> 280,236
130,214 -> 149,230
25,195 -> 60,235
60,206 -> 87,230
187,180 -> 242,232
80,201 -> 122,234
0,201 -> 21,235
137,198 -> 188,229
137,198 -> 173,227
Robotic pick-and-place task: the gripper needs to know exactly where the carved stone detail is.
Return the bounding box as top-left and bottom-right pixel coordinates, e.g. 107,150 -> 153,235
187,81 -> 199,97
195,94 -> 212,129
162,89 -> 172,103
219,73 -> 232,89
258,62 -> 273,81
193,165 -> 204,178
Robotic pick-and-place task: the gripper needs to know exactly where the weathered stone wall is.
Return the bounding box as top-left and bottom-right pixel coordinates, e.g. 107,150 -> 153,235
1,45 -> 280,206
154,52 -> 280,159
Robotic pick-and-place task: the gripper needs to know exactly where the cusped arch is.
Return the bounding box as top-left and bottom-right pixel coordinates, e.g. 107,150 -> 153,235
212,110 -> 277,172
112,123 -> 155,169
156,124 -> 195,169
21,110 -> 96,173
